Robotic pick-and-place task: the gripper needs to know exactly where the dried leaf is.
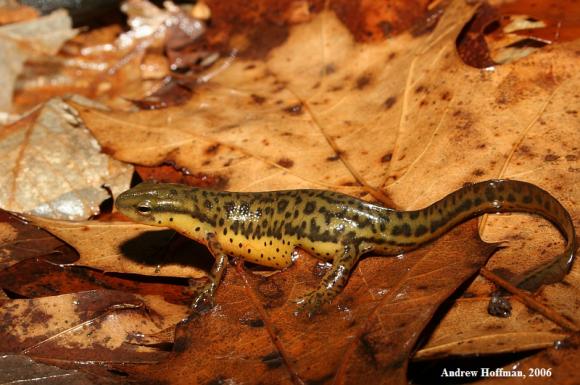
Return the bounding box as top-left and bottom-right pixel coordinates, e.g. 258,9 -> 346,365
121,0 -> 205,49
0,209 -> 76,270
11,1 -> 203,117
0,354 -> 95,385
23,214 -> 207,278
0,257 -> 190,305
415,299 -> 568,359
0,98 -> 133,220
69,72 -> 367,195
479,333 -> 580,385
0,3 -> 38,25
0,10 -> 76,118
0,290 -> 187,362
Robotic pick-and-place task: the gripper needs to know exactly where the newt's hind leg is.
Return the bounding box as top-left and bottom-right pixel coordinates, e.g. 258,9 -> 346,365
189,233 -> 228,313
295,243 -> 360,317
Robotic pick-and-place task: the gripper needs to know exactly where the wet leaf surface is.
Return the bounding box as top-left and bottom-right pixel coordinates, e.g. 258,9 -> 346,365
0,354 -> 97,385
0,209 -> 77,270
478,333 -> 580,385
0,289 -> 187,363
130,221 -> 496,385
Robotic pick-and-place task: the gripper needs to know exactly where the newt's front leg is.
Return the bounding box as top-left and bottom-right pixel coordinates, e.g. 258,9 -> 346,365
189,233 -> 228,313
295,243 -> 360,317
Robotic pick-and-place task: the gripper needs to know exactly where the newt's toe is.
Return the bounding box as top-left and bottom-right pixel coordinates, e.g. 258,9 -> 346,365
294,291 -> 327,318
188,281 -> 217,314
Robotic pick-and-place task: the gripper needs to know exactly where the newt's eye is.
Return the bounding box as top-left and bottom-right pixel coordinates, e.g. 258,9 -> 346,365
136,201 -> 152,215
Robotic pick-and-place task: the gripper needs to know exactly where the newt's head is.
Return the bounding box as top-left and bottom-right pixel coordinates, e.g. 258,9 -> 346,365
115,182 -> 191,226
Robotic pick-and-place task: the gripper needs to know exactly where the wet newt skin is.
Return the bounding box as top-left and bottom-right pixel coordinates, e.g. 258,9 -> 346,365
115,179 -> 576,315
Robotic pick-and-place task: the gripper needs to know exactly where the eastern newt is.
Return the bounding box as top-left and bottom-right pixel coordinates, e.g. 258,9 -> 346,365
115,179 -> 576,315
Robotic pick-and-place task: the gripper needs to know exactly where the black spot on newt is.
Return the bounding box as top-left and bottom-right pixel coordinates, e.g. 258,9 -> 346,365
304,201 -> 316,214
277,199 -> 289,213
415,225 -> 428,237
391,226 -> 402,236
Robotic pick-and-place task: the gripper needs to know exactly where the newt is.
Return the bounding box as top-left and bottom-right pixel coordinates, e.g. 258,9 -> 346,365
115,179 -> 576,315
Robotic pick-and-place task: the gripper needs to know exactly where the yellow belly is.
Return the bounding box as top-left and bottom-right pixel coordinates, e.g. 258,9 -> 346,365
217,232 -> 294,268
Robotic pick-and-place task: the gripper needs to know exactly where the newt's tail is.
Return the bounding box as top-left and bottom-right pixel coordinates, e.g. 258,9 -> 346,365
409,179 -> 576,291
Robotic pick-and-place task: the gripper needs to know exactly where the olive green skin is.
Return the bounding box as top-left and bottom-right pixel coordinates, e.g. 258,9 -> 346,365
115,179 -> 576,313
